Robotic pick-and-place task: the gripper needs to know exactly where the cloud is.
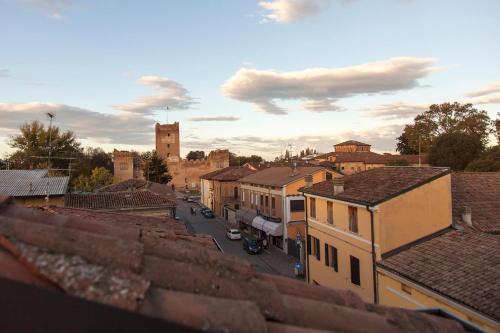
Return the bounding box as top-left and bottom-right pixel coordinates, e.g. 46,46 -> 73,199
222,57 -> 437,114
0,102 -> 155,145
363,102 -> 428,119
465,82 -> 500,105
182,124 -> 403,159
258,0 -> 336,23
0,69 -> 10,77
114,76 -> 197,115
23,0 -> 71,20
188,116 -> 240,122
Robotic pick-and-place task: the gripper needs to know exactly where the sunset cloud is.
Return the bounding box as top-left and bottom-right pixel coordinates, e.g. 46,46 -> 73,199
188,116 -> 240,122
363,102 -> 428,119
258,0 -> 335,23
114,76 -> 197,115
222,57 -> 437,114
0,102 -> 155,144
465,82 -> 500,105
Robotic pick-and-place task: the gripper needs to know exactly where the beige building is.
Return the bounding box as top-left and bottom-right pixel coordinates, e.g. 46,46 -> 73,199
313,140 -> 428,175
300,167 -> 452,303
113,122 -> 229,190
377,172 -> 500,333
237,166 -> 337,258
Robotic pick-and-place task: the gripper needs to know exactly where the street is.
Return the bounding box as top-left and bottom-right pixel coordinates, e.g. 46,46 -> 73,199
176,199 -> 301,279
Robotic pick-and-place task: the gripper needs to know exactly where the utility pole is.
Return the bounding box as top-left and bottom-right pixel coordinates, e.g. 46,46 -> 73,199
46,112 -> 55,202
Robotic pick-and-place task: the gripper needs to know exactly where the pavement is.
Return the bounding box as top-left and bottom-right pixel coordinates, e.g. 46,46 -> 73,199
176,198 -> 303,279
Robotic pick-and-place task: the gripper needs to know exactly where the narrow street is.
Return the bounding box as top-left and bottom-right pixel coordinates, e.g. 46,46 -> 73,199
176,198 -> 302,279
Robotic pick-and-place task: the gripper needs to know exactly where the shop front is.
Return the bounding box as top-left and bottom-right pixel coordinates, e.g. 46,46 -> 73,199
251,215 -> 284,249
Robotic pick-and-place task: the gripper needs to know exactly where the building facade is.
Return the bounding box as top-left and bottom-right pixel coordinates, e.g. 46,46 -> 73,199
113,150 -> 143,183
301,167 -> 452,303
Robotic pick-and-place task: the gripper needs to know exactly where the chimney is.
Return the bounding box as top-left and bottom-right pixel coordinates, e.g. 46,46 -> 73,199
332,177 -> 344,195
304,175 -> 313,188
462,206 -> 472,227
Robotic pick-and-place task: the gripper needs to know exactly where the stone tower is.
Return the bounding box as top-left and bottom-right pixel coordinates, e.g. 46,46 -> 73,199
155,122 -> 180,162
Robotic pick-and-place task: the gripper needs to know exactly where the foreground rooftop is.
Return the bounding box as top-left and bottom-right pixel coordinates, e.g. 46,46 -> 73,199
0,196 -> 470,332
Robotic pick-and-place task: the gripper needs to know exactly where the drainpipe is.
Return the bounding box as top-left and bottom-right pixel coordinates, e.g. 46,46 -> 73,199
366,205 -> 378,304
304,191 -> 310,284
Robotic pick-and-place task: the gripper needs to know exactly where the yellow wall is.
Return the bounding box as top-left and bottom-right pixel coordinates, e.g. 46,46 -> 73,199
377,174 -> 452,253
308,223 -> 375,302
378,270 -> 499,333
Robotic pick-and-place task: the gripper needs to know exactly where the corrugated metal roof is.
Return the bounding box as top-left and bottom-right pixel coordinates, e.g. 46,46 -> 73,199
0,170 -> 69,197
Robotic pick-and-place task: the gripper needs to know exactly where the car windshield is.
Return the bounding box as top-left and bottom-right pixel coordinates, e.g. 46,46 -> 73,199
231,230 -> 240,234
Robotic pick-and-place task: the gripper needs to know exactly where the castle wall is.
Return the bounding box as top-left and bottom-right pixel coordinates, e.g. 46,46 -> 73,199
155,122 -> 181,162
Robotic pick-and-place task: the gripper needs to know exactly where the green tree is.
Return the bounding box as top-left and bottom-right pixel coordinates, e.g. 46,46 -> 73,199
186,150 -> 205,160
428,132 -> 483,170
90,167 -> 113,188
229,152 -> 264,166
143,150 -> 172,184
385,158 -> 410,166
466,146 -> 500,172
8,120 -> 81,170
396,102 -> 492,154
495,113 -> 500,144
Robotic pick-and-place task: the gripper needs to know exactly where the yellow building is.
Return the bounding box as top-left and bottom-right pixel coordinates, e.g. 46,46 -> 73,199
300,167 -> 452,302
377,172 -> 500,333
237,166 -> 338,257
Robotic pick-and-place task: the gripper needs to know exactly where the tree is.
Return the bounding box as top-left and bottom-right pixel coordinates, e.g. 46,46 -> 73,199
8,121 -> 81,170
229,152 -> 264,166
428,132 -> 483,170
466,146 -> 500,172
143,150 -> 172,184
495,113 -> 500,144
72,167 -> 113,192
396,102 -> 492,154
186,150 -> 205,160
385,158 -> 410,166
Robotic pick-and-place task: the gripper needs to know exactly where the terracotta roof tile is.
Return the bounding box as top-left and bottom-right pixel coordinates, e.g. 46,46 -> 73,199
239,166 -> 325,187
301,167 -> 449,205
65,191 -> 176,210
0,198 -> 470,332
379,229 -> 500,321
97,179 -> 176,200
451,172 -> 500,233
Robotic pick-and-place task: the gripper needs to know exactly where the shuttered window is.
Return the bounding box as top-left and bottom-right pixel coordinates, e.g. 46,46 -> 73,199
350,256 -> 360,286
315,238 -> 320,261
331,246 -> 338,272
307,235 -> 311,255
324,244 -> 329,266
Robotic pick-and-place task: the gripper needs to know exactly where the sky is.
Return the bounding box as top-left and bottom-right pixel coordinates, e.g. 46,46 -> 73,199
1,0 -> 499,160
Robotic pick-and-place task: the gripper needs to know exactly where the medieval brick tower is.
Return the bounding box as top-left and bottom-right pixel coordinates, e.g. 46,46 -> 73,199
155,122 -> 180,163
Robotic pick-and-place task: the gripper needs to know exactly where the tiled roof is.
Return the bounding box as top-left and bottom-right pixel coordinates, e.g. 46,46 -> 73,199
239,166 -> 325,187
301,167 -> 450,205
200,167 -> 233,180
379,229 -> 500,322
335,140 -> 371,146
0,169 -> 69,197
315,152 -> 427,165
211,167 -> 256,181
97,179 -> 176,200
65,191 -> 176,210
0,196 -> 469,332
451,172 -> 500,234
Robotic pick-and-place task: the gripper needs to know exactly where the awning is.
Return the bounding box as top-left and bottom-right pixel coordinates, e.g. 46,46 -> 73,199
236,209 -> 257,225
251,216 -> 283,236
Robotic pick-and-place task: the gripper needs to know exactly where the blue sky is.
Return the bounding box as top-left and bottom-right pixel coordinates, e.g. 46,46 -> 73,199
1,0 -> 499,159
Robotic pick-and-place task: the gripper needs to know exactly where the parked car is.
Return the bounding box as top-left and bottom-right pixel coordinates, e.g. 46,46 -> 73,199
201,209 -> 215,218
242,235 -> 263,254
226,229 -> 241,240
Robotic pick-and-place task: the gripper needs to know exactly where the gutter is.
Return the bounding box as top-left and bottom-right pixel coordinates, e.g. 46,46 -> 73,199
366,205 -> 378,304
303,190 -> 310,284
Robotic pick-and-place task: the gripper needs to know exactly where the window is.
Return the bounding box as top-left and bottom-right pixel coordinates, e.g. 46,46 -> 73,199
307,235 -> 320,261
348,206 -> 358,233
327,201 -> 333,224
119,163 -> 127,170
326,172 -> 332,180
265,196 -> 269,207
350,256 -> 360,286
341,166 -> 345,170
234,187 -> 238,199
260,195 -> 264,206
310,198 -> 316,218
324,244 -> 338,272
167,153 -> 170,158
167,133 -> 170,137
242,191 -> 245,202
271,197 -> 276,209
290,200 -> 304,212
401,284 -> 412,295
167,144 -> 170,148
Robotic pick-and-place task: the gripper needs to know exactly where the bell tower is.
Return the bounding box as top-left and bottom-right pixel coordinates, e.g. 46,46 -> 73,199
155,122 -> 180,162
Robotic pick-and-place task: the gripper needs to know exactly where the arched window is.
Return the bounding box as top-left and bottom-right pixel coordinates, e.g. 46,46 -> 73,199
234,187 -> 238,199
